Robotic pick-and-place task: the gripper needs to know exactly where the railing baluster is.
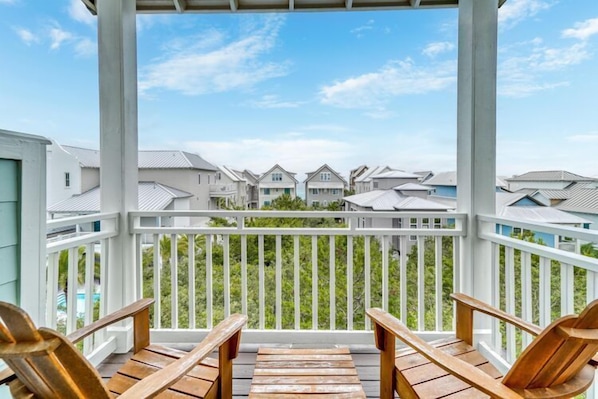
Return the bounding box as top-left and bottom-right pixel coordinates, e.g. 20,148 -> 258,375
400,237 -> 407,324
588,270 -> 598,305
561,263 -> 574,315
46,252 -> 59,329
539,257 -> 551,327
330,235 -> 336,330
505,246 -> 516,363
276,235 -> 282,330
224,235 -> 230,318
170,234 -> 178,329
206,234 -> 213,329
417,236 -> 425,331
188,234 -> 196,329
382,235 -> 389,312
294,236 -> 300,329
364,236 -> 370,330
435,236 -> 443,331
66,247 -> 77,335
311,235 -> 318,330
521,251 -> 532,348
84,243 -> 95,354
153,234 -> 161,329
258,235 -> 265,330
136,234 -> 142,300
99,238 -> 109,343
492,243 -> 501,354
241,235 -> 247,316
347,236 -> 353,330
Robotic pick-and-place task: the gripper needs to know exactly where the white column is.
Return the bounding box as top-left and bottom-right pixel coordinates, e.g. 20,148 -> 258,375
456,0 -> 498,306
97,0 -> 138,346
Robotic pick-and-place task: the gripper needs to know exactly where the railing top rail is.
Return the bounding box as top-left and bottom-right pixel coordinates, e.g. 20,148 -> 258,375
129,210 -> 466,219
47,212 -> 120,230
478,214 -> 598,243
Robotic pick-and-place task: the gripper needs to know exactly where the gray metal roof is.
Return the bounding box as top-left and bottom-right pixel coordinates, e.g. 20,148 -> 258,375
62,145 -> 101,168
80,0 -> 491,15
506,170 -> 596,182
393,183 -> 432,191
536,189 -> 571,200
556,189 -> 598,215
424,171 -> 507,188
220,165 -> 245,182
138,150 -> 217,170
48,182 -> 192,213
62,145 -> 217,170
499,206 -> 590,225
354,166 -> 391,183
372,170 -> 420,179
343,190 -> 451,211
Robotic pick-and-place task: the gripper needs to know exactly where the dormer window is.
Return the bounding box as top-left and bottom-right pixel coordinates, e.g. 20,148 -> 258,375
272,172 -> 282,181
320,172 -> 331,181
65,172 -> 70,188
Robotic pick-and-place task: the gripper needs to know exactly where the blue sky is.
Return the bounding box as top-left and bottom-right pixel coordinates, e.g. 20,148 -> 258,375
1,0 -> 597,181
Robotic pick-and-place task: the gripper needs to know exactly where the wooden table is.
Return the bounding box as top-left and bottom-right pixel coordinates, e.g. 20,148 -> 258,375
248,347 -> 366,398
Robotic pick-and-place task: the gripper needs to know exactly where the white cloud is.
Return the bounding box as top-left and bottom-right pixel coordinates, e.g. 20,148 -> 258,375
0,0 -> 16,4
562,18 -> 598,41
351,20 -> 375,38
248,94 -> 302,109
498,0 -> 552,29
49,26 -> 73,50
74,37 -> 96,56
422,41 -> 455,57
14,28 -> 39,46
139,15 -> 289,96
181,138 -> 357,179
319,58 -> 456,109
567,133 -> 598,143
68,0 -> 95,25
498,41 -> 589,97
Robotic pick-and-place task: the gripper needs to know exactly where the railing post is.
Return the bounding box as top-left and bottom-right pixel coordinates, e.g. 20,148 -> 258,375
456,0 -> 498,340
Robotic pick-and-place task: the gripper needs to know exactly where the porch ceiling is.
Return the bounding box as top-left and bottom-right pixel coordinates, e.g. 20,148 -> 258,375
81,0 -> 492,14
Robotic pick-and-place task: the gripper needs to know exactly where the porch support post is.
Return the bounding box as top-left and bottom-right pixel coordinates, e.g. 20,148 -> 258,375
456,0 -> 498,306
97,0 -> 138,351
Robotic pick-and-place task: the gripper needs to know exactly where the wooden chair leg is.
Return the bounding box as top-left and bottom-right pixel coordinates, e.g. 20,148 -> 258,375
218,330 -> 241,398
375,322 -> 396,399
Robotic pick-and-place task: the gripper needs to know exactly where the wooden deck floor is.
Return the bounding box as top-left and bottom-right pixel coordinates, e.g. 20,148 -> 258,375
97,344 -> 383,398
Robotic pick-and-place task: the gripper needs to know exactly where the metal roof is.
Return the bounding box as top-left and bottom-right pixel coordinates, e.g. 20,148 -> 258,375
499,206 -> 590,225
354,166 -> 391,183
372,170 -> 421,179
138,150 -> 217,170
536,189 -> 571,200
556,189 -> 598,215
48,182 -> 192,213
506,170 -> 596,182
343,190 -> 451,211
62,145 -> 101,168
393,183 -> 432,191
220,165 -> 245,182
424,171 -> 507,188
80,0 -> 480,15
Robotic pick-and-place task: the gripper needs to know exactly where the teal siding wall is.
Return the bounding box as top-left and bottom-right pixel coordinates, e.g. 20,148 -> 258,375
0,159 -> 20,304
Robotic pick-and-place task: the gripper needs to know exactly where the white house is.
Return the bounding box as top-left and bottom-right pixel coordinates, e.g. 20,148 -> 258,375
210,165 -> 247,209
304,164 -> 347,208
257,164 -> 298,208
506,170 -> 597,192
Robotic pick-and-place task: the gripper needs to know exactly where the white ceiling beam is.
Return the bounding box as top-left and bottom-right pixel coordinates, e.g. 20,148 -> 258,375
81,0 -> 97,14
345,0 -> 353,9
173,0 -> 187,12
409,0 -> 421,7
230,0 -> 239,11
289,0 -> 294,10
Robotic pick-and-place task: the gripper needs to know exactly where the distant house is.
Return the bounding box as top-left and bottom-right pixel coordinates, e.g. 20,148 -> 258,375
304,164 -> 347,208
353,166 -> 392,194
237,169 -> 260,209
47,142 -> 219,219
257,164 -> 298,208
349,165 -> 368,192
505,170 -> 597,192
210,166 -> 247,208
556,189 -> 598,231
424,171 -> 507,198
48,182 -> 193,228
370,170 -> 421,190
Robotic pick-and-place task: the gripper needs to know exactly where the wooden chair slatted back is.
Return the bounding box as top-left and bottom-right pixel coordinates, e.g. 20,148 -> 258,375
0,302 -> 111,399
504,299 -> 598,389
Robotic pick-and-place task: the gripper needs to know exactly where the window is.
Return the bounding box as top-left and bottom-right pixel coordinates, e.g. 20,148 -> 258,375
284,188 -> 291,195
272,172 -> 282,181
65,172 -> 70,188
208,175 -> 211,184
373,182 -> 378,188
264,200 -> 271,206
217,172 -> 221,180
198,174 -> 201,184
312,200 -> 320,207
312,188 -> 319,195
434,218 -> 442,228
332,189 -> 340,195
320,172 -> 331,181
410,218 -> 418,241
513,227 -> 522,236
263,188 -> 270,195
422,218 -> 430,229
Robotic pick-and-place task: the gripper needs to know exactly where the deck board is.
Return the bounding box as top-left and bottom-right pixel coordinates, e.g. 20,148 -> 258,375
98,345 -> 383,398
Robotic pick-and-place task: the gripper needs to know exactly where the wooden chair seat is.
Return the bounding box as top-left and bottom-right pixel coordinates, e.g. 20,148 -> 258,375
395,337 -> 502,398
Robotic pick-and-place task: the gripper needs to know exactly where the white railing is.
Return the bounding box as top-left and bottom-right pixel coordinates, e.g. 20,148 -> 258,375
130,210 -> 466,344
478,215 -> 598,368
45,212 -> 119,356
209,183 -> 236,194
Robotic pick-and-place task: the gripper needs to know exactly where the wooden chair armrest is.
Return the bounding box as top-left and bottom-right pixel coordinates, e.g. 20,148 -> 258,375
119,314 -> 247,399
451,293 -> 542,336
367,308 -> 523,399
67,298 -> 154,344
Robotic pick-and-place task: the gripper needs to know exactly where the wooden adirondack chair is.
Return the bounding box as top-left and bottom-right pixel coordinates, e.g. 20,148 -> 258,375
367,293 -> 598,399
0,298 -> 247,398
